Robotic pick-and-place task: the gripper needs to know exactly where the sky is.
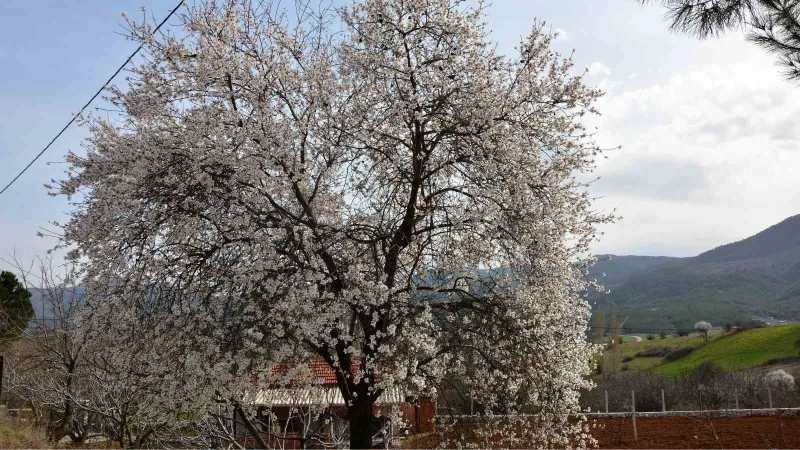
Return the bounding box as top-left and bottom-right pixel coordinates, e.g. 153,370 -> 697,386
0,0 -> 799,274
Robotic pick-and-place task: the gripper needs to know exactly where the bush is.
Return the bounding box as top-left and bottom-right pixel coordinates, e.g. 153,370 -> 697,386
764,356 -> 800,366
733,319 -> 766,332
635,347 -> 668,358
766,369 -> 795,390
677,330 -> 689,337
663,346 -> 695,362
622,356 -> 634,362
647,334 -> 655,341
582,362 -> 800,413
659,331 -> 667,339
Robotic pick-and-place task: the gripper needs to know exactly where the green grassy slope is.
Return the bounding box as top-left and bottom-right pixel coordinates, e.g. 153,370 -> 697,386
656,324 -> 800,377
598,332 -> 717,373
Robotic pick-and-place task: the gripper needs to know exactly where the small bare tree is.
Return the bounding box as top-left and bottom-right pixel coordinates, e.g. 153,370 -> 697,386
6,257 -> 185,448
5,257 -> 92,445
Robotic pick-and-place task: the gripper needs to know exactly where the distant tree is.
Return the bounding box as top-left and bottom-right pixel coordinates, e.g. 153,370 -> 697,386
724,323 -> 733,332
695,320 -> 713,342
659,331 -> 667,339
766,369 -> 795,390
0,271 -> 34,347
637,0 -> 800,82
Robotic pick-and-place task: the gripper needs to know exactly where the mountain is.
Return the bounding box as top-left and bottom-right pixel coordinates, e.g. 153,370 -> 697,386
590,215 -> 800,332
587,255 -> 683,290
27,285 -> 85,322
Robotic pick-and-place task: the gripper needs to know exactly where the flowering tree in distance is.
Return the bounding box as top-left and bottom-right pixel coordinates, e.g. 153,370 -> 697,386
695,320 -> 712,342
57,0 -> 613,447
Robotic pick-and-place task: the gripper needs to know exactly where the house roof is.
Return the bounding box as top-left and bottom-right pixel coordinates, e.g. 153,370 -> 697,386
247,385 -> 408,406
260,359 -> 382,387
246,360 -> 402,407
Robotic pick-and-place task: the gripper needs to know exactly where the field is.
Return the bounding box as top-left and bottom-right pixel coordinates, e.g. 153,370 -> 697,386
411,414 -> 800,449
598,324 -> 800,376
656,324 -> 800,376
591,415 -> 800,449
597,332 -> 717,373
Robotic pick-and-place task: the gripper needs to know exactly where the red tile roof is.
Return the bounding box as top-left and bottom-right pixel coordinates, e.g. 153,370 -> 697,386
257,359 -> 382,387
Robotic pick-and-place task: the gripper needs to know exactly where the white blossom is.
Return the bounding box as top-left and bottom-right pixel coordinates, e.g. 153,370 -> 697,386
55,0 -> 613,447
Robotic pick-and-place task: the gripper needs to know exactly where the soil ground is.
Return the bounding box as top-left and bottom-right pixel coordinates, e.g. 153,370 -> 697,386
591,415 -> 800,449
410,416 -> 800,449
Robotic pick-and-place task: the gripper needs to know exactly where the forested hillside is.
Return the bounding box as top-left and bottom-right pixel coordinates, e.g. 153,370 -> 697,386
590,215 -> 800,331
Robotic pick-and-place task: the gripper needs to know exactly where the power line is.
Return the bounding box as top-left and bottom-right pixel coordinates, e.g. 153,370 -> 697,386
0,0 -> 185,198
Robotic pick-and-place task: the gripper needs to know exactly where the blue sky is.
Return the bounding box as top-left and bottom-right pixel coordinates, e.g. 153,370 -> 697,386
1,0 -> 799,273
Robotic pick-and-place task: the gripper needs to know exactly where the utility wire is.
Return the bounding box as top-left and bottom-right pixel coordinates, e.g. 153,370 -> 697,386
0,0 -> 185,197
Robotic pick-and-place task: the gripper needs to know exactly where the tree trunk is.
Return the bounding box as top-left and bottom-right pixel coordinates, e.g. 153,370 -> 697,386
348,398 -> 374,450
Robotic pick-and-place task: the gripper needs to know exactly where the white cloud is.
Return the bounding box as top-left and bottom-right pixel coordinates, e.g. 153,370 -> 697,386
589,51 -> 800,257
587,62 -> 611,77
628,72 -> 638,80
553,28 -> 568,41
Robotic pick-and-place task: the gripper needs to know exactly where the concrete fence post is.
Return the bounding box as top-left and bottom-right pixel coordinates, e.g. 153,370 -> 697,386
735,394 -> 739,410
604,390 -> 609,414
661,389 -> 666,412
632,390 -> 638,442
767,386 -> 773,409
470,391 -> 473,416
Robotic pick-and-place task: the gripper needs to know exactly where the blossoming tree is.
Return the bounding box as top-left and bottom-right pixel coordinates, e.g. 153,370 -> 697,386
57,0 -> 613,447
695,320 -> 712,342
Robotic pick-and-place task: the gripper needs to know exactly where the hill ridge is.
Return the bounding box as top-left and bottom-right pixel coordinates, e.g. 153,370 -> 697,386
591,214 -> 800,331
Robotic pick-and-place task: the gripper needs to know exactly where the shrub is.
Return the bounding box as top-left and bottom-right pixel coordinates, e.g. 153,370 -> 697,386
621,364 -> 629,371
659,331 -> 667,339
582,362 -> 800,413
635,347 -> 668,358
764,356 -> 800,366
622,356 -> 634,362
663,346 -> 695,362
647,334 -> 655,340
766,369 -> 795,390
677,330 -> 689,337
733,319 -> 766,332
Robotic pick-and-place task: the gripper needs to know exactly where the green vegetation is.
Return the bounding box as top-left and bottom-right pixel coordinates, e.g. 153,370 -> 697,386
597,325 -> 800,377
656,324 -> 800,377
597,332 -> 715,373
587,215 -> 800,331
0,271 -> 34,349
